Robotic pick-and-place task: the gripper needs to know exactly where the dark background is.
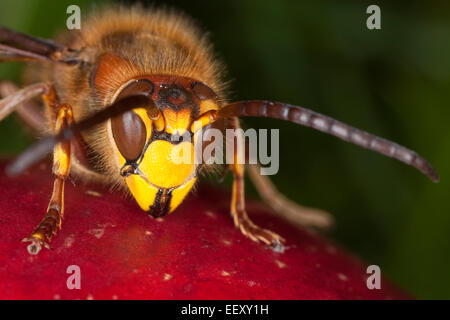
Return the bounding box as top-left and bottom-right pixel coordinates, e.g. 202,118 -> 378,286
0,0 -> 449,299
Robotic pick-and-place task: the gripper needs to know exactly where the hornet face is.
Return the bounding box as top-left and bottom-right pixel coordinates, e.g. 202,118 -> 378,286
109,75 -> 219,218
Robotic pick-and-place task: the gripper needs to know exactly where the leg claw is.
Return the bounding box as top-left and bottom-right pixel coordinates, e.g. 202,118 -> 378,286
238,220 -> 286,253
22,237 -> 50,255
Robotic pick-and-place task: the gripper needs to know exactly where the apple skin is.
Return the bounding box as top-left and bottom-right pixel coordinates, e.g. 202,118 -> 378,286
0,160 -> 408,300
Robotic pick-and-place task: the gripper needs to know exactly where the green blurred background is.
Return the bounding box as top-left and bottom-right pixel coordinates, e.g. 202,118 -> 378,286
0,0 -> 449,299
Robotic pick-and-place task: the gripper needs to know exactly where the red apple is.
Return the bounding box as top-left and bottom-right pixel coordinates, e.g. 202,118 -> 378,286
0,160 -> 408,299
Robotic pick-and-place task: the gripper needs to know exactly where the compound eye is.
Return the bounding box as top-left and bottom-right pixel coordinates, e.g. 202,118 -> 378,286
118,79 -> 154,99
191,82 -> 217,100
111,110 -> 147,161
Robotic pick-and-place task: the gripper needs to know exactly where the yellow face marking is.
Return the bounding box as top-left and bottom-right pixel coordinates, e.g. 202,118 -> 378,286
163,108 -> 191,135
170,177 -> 197,212
110,106 -> 198,213
140,140 -> 195,188
125,174 -> 159,211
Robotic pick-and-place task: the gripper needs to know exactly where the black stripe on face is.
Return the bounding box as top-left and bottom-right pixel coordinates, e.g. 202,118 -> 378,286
148,188 -> 173,218
149,129 -> 193,145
